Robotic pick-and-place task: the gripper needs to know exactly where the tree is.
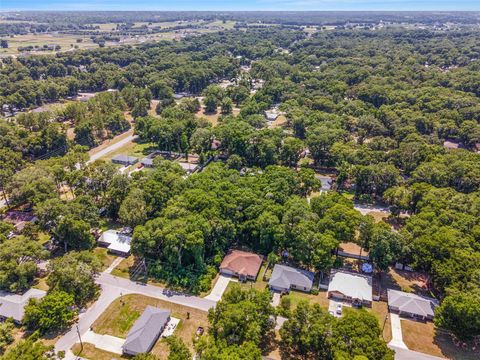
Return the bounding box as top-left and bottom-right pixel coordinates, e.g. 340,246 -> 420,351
47,251 -> 101,306
0,319 -> 14,353
23,291 -> 76,334
132,99 -> 150,119
6,166 -> 57,206
204,95 -> 218,114
166,337 -> 191,360
0,237 -> 47,292
280,137 -> 304,167
0,336 -> 53,360
435,290 -> 480,341
133,353 -> 159,360
280,302 -> 334,359
119,188 -> 148,228
53,217 -> 95,252
368,223 -> 403,271
331,309 -> 394,360
0,148 -> 23,206
220,97 -> 233,115
0,40 -> 8,48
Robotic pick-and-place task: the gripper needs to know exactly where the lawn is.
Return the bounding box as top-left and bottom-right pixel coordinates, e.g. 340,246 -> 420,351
96,139 -> 154,162
401,320 -> 480,360
72,343 -> 128,360
110,255 -> 135,279
92,294 -> 208,357
281,289 -> 330,311
93,247 -> 117,271
369,301 -> 392,342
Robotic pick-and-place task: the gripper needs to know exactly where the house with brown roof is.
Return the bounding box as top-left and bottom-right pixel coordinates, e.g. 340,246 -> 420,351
220,250 -> 263,281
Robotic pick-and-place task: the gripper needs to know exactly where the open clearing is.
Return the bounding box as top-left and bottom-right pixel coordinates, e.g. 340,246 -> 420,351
92,294 -> 208,357
401,319 -> 480,360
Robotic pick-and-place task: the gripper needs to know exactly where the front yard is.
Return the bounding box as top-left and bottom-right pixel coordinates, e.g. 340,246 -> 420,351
401,319 -> 480,360
92,294 -> 208,358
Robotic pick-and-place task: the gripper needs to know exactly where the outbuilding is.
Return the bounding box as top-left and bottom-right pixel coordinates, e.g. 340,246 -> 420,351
111,154 -> 139,166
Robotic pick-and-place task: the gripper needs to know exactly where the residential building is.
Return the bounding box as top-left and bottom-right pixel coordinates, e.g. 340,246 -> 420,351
122,306 -> 171,355
111,154 -> 139,166
97,229 -> 132,256
268,264 -> 314,293
387,289 -> 437,321
327,270 -> 373,306
0,288 -> 46,324
220,250 -> 263,281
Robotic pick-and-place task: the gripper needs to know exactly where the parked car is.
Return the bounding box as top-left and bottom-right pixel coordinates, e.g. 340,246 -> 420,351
336,304 -> 343,315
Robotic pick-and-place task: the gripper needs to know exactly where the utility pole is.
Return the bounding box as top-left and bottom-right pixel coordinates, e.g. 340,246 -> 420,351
381,313 -> 388,339
76,325 -> 83,354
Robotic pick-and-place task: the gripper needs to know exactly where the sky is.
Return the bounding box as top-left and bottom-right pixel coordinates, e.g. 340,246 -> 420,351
2,0 -> 479,12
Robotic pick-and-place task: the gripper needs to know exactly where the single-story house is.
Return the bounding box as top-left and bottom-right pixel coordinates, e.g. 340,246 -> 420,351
0,288 -> 46,324
122,306 -> 171,356
264,110 -> 279,121
97,229 -> 132,256
387,289 -> 437,321
268,264 -> 314,293
327,270 -> 372,306
177,161 -> 198,174
3,210 -> 38,232
140,157 -> 155,168
220,250 -> 263,281
111,154 -> 139,166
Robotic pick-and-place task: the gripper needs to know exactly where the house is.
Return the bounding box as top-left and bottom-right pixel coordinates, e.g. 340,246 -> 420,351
387,289 -> 437,321
220,250 -> 263,281
97,229 -> 132,256
111,154 -> 139,166
122,306 -> 171,356
3,209 -> 38,232
443,140 -> 460,149
264,110 -> 279,121
177,161 -> 198,174
268,264 -> 314,293
140,157 -> 155,168
327,270 -> 372,306
0,288 -> 46,324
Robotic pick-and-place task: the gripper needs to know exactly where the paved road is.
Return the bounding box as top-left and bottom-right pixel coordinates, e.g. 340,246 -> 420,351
87,133 -> 137,164
390,345 -> 445,360
55,272 -> 216,357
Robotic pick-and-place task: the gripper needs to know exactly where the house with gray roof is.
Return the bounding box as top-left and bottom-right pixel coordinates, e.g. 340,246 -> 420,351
387,289 -> 437,321
268,264 -> 314,293
122,306 -> 171,355
111,154 -> 138,166
140,157 -> 155,168
0,288 -> 46,324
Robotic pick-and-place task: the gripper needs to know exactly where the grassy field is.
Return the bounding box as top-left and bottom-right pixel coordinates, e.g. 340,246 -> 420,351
92,294 -> 208,357
0,33 -> 98,56
401,320 -> 480,359
369,301 -> 392,342
110,255 -> 135,278
93,247 -> 117,271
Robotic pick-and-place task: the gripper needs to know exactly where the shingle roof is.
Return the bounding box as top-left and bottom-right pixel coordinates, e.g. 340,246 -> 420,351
141,157 -> 154,166
111,154 -> 138,164
220,250 -> 262,278
387,289 -> 437,318
328,271 -> 372,302
98,230 -> 131,254
123,306 -> 171,355
0,288 -> 46,322
269,264 -> 314,290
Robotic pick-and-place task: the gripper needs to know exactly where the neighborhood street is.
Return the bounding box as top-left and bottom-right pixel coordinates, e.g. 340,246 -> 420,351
87,133 -> 137,164
390,345 -> 445,360
55,271 -> 216,358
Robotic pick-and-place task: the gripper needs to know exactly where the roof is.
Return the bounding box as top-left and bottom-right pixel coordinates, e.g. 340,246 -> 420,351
123,306 -> 171,354
328,271 -> 372,302
387,289 -> 437,318
141,157 -> 154,166
443,140 -> 460,149
111,154 -> 138,163
0,288 -> 46,322
99,230 -> 131,254
220,250 -> 262,278
269,264 -> 314,290
177,162 -> 198,172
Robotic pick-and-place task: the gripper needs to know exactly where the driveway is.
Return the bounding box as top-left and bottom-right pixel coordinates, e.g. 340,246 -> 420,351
204,274 -> 235,301
82,330 -> 124,354
389,313 -> 408,349
328,299 -> 349,318
389,345 -> 445,360
270,292 -> 281,307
